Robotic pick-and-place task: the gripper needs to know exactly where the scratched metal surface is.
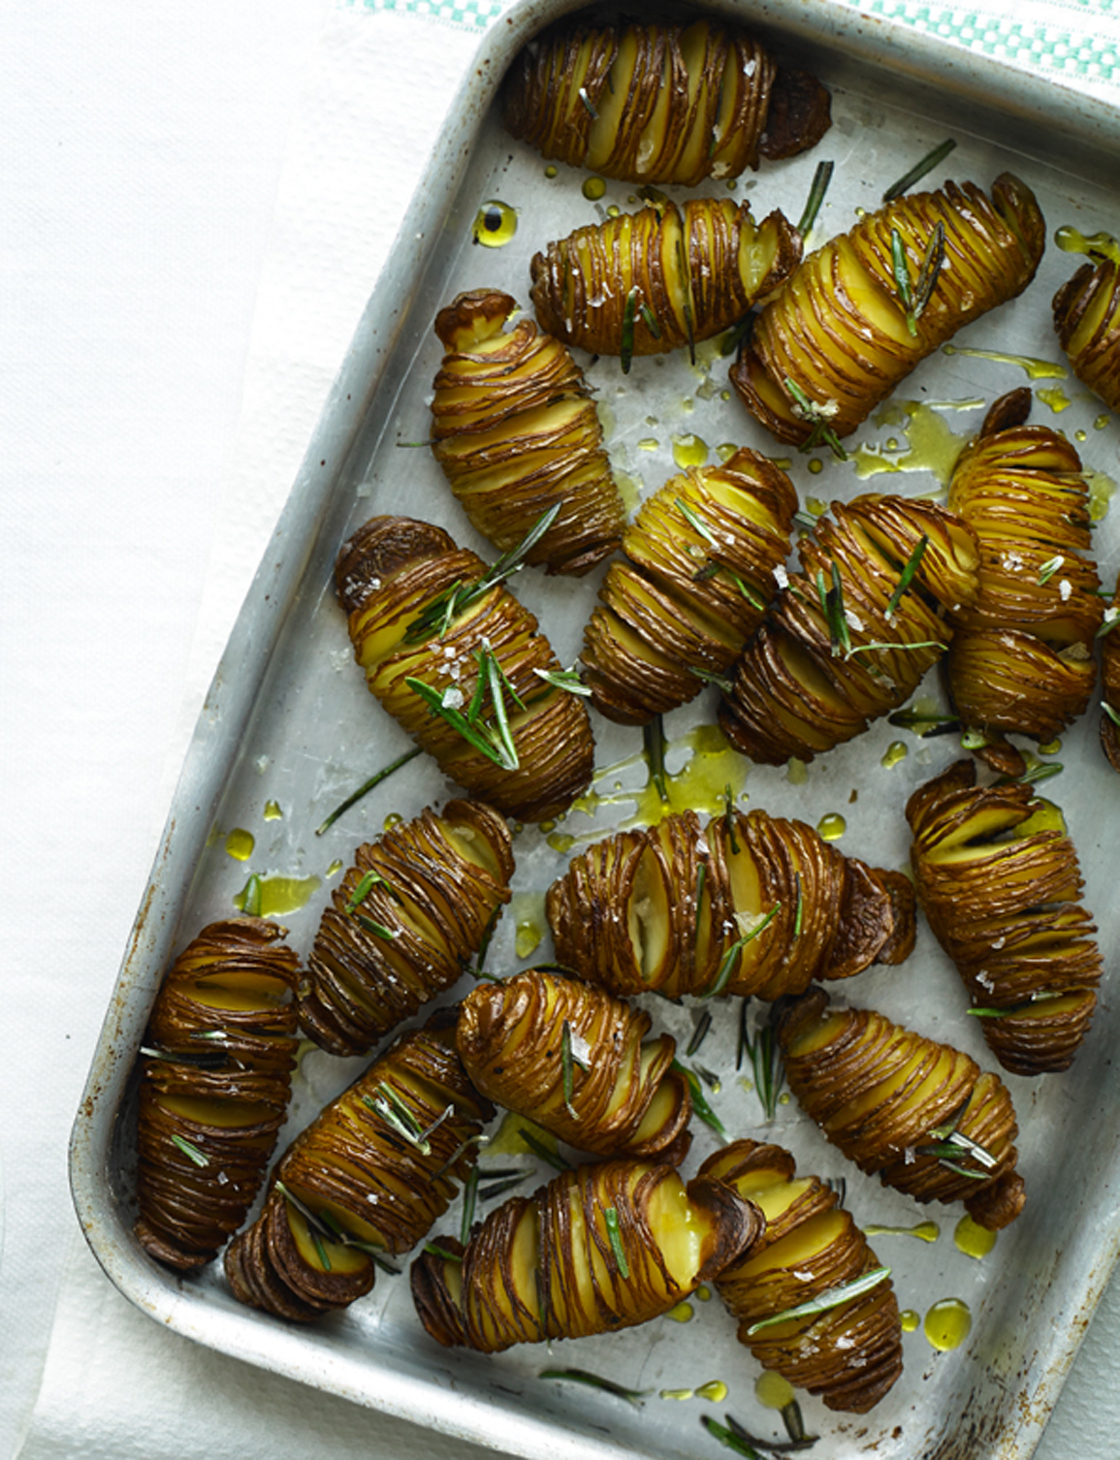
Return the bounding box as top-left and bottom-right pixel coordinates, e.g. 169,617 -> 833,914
70,3 -> 1120,1458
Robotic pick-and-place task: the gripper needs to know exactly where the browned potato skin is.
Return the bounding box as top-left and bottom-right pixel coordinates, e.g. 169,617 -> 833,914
945,390 -> 1102,763
410,1160 -> 764,1352
581,449 -> 798,724
731,173 -> 1046,443
1103,570 -> 1120,771
546,805 -> 915,1003
1053,251 -> 1120,411
774,988 -> 1025,1231
335,515 -> 594,822
430,290 -> 625,575
134,918 -> 300,1271
530,197 -> 801,358
502,18 -> 829,185
719,494 -> 980,765
456,969 -> 691,1161
907,760 -> 1102,1076
224,1009 -> 492,1321
299,798 -> 515,1057
701,1141 -> 903,1413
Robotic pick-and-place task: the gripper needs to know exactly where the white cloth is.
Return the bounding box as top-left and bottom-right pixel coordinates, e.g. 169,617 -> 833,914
4,0 -> 1119,1456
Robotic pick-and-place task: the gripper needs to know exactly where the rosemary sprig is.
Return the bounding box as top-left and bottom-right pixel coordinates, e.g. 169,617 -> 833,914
519,1127 -> 572,1171
1104,701 -> 1120,728
792,872 -> 803,941
746,1266 -> 891,1334
689,665 -> 735,694
640,302 -> 662,339
315,746 -> 422,835
604,1206 -> 630,1278
404,504 -> 561,644
882,138 -> 957,200
784,377 -> 847,460
919,1096 -> 998,1177
538,1368 -> 649,1406
431,1131 -> 490,1182
364,1083 -> 453,1155
140,1044 -> 228,1071
1038,554 -> 1065,585
891,223 -> 946,334
994,760 -> 1064,787
170,1133 -> 210,1168
815,564 -> 851,658
888,705 -> 961,737
700,1415 -> 765,1458
737,998 -> 785,1121
700,904 -> 781,1000
460,1163 -> 480,1244
406,643 -> 522,771
672,1060 -> 728,1143
425,1242 -> 464,1263
720,1410 -> 818,1454
797,158 -> 834,237
350,909 -> 399,941
644,715 -> 670,803
533,665 -> 591,696
347,868 -> 400,911
479,1173 -> 529,1202
884,533 -> 929,619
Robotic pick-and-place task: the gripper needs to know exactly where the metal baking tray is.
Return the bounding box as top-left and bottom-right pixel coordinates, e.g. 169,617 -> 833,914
70,3 -> 1120,1458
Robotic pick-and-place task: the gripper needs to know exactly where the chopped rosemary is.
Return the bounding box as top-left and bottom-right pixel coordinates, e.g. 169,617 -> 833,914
350,909 -> 399,942
672,1060 -> 728,1142
577,85 -> 599,120
675,234 -> 697,364
479,1173 -> 528,1201
644,715 -> 670,803
792,871 -> 803,941
604,1206 -> 630,1278
686,1010 -> 713,1057
347,868 -> 399,911
890,223 -> 946,334
888,705 -> 960,737
169,1133 -> 210,1168
700,1415 -> 765,1458
994,760 -> 1064,786
406,643 -> 522,771
722,1411 -> 818,1453
533,665 -> 591,696
640,302 -> 662,339
784,377 -> 847,460
700,903 -> 781,1000
1038,554 -> 1065,585
538,1368 -> 649,1406
689,665 -> 735,694
519,1127 -> 572,1171
694,861 -> 708,942
1105,701 -> 1120,728
460,1163 -> 480,1244
424,1242 -> 464,1263
882,138 -> 957,200
364,1083 -> 453,1155
920,1095 -> 998,1176
815,564 -> 851,657
140,1044 -> 228,1071
746,1266 -> 891,1334
797,158 -> 834,237
560,1018 -> 588,1119
315,746 -> 423,835
846,638 -> 947,661
432,1132 -> 490,1181
1095,609 -> 1120,639
884,533 -> 929,619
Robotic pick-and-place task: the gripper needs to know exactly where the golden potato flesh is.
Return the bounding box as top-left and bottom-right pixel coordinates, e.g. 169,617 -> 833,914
1053,235 -> 1120,411
410,1160 -> 763,1351
702,1140 -> 903,1413
580,449 -> 797,724
335,515 -> 594,822
774,988 -> 1025,1231
530,196 -> 800,359
134,918 -> 300,1271
731,173 -> 1045,443
430,290 -> 625,575
456,968 -> 691,1161
502,17 -> 830,185
546,805 -> 915,1003
907,760 -> 1102,1075
718,494 -> 980,764
299,798 -> 515,1057
224,1010 -> 492,1322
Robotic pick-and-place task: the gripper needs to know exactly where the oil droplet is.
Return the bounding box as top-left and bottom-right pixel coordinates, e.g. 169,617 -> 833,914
1096,413 -> 1111,430
737,1075 -> 754,1095
924,1297 -> 971,1351
1075,429 -> 1087,443
717,442 -> 739,463
777,1091 -> 790,1105
548,831 -> 576,855
695,1285 -> 712,1302
816,813 -> 846,841
1088,469 -> 1117,521
225,828 -> 255,861
516,921 -> 542,959
1055,225 -> 1120,264
695,1380 -> 728,1402
1038,737 -> 1061,756
943,343 -> 1067,381
615,470 -> 643,513
881,740 -> 909,768
582,175 -> 607,201
263,799 -> 283,821
384,812 -> 403,831
853,400 -> 969,487
638,437 -> 659,451
488,1111 -> 557,1157
660,1388 -> 693,1401
511,889 -> 545,959
865,1220 -> 940,1243
326,859 -> 343,878
786,757 -> 808,786
807,457 -> 823,474
1037,385 -> 1071,412
235,873 -> 320,916
954,1214 -> 997,1260
472,200 -> 518,248
671,432 -> 709,468
665,1301 -> 694,1323
805,496 -> 827,516
900,1309 -> 920,1333
755,1371 -> 796,1410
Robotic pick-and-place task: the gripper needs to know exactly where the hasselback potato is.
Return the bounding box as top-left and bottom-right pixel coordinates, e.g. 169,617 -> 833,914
731,173 -> 1046,444
774,988 -> 1025,1231
529,196 -> 800,361
907,760 -> 1102,1076
718,493 -> 980,765
502,17 -> 831,185
1052,228 -> 1120,411
430,290 -> 625,575
410,1159 -> 763,1351
335,515 -> 594,821
456,968 -> 692,1161
134,918 -> 300,1270
546,805 -> 915,1002
580,448 -> 797,724
701,1140 -> 903,1413
1103,571 -> 1120,771
298,798 -> 515,1057
945,389 -> 1102,762
224,1009 -> 492,1322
